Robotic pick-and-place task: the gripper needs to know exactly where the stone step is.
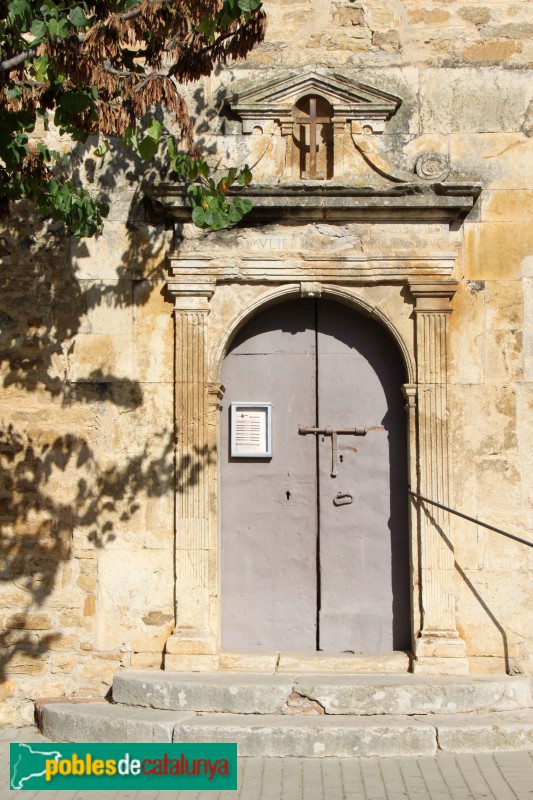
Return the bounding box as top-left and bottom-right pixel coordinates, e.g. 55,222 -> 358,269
112,670 -> 532,716
41,702 -> 192,743
173,710 -> 533,758
40,702 -> 533,758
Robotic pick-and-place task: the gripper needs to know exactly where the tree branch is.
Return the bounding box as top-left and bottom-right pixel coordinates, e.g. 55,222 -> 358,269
1,7 -> 263,74
0,48 -> 39,72
0,4 -> 144,73
197,21 -> 257,56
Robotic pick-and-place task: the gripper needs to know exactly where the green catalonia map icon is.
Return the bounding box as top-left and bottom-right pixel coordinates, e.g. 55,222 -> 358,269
11,743 -> 64,790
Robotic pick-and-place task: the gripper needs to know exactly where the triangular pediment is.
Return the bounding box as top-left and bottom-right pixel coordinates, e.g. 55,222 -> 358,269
228,67 -> 401,123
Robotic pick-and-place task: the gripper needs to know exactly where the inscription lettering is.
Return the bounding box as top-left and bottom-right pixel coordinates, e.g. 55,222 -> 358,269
249,238 -> 301,251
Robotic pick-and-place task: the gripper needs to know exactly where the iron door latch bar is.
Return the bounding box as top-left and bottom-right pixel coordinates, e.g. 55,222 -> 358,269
298,425 -> 384,477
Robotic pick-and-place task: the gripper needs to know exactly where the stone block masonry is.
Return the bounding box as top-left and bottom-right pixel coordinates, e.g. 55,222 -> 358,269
1,0 -> 532,724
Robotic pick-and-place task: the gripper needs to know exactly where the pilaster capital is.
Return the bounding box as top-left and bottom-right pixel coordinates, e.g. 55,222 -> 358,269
402,383 -> 417,407
408,279 -> 458,313
167,277 -> 216,313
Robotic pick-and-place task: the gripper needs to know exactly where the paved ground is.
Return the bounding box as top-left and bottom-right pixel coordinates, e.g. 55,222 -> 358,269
2,727 -> 532,800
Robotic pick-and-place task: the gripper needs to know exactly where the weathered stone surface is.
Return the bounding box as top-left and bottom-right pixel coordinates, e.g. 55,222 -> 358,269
220,652 -> 280,672
429,711 -> 533,753
41,702 -> 190,743
96,550 -> 173,652
113,672 -> 532,717
165,637 -> 216,656
292,676 -> 532,716
458,7 -> 492,27
113,671 -> 296,713
6,614 -> 52,630
173,714 -> 437,758
0,681 -> 16,701
420,69 -> 533,134
277,651 -> 410,673
130,653 -> 164,669
164,655 -> 220,672
464,221 -> 533,280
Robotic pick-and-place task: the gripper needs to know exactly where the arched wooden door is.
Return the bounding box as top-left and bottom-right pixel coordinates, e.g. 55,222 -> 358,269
220,298 -> 410,653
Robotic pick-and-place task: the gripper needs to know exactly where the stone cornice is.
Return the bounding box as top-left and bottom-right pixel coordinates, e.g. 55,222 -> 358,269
143,181 -> 481,224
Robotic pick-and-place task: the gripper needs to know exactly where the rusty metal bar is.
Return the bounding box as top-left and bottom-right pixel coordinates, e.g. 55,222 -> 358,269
299,425 -> 383,476
408,489 -> 533,548
298,426 -> 370,435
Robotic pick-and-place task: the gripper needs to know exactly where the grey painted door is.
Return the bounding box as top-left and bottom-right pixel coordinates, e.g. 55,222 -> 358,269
221,299 -> 410,652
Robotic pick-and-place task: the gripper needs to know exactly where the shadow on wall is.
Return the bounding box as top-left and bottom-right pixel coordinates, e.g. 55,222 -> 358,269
0,178 -> 207,688
416,502 -> 520,674
0,83 -> 231,691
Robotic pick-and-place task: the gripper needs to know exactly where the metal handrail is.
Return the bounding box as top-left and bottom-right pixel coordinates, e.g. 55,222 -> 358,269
408,489 -> 533,548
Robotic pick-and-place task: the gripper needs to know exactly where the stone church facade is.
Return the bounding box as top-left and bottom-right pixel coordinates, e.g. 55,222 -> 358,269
1,0 -> 532,726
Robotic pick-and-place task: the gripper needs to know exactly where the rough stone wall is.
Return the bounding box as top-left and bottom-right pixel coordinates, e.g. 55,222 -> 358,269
0,177 -> 175,724
1,0 -> 532,724
215,0 -> 533,677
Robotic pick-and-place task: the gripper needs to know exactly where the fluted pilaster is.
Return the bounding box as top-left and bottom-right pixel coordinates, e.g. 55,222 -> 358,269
409,280 -> 468,674
165,279 -> 218,663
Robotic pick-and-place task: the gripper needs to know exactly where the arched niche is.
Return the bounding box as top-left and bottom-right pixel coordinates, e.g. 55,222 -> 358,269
292,94 -> 334,180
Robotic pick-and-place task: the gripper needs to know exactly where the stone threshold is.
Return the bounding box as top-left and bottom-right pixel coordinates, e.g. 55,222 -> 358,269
164,650 -> 412,674
229,650 -> 411,673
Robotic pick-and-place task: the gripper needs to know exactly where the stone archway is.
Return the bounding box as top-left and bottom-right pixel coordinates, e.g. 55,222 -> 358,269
144,67 -> 480,676
162,272 -> 469,675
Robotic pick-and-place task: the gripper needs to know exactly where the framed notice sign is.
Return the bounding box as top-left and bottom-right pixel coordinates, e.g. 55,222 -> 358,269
230,403 -> 272,458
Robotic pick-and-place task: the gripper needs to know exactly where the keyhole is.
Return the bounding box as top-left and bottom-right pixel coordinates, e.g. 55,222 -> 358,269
286,491 -> 291,500
339,455 -> 343,462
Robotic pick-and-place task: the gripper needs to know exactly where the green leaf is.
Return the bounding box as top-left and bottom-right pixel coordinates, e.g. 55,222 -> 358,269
233,196 -> 253,214
145,118 -> 163,141
122,126 -> 139,151
36,143 -> 50,161
167,137 -> 176,159
238,0 -> 262,11
0,132 -> 27,169
33,54 -> 49,82
8,0 -> 32,28
237,164 -> 253,185
137,135 -> 159,160
6,85 -> 22,99
56,17 -> 70,36
69,7 -> 90,27
57,90 -> 91,115
228,203 -> 243,222
94,140 -> 108,157
30,19 -> 47,38
187,184 -> 202,202
191,206 -> 206,226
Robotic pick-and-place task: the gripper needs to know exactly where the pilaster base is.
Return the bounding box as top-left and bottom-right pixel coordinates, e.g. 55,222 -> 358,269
164,654 -> 220,671
165,634 -> 217,656
413,631 -> 469,675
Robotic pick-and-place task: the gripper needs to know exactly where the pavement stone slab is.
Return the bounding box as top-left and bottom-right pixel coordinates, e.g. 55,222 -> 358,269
3,727 -> 533,799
